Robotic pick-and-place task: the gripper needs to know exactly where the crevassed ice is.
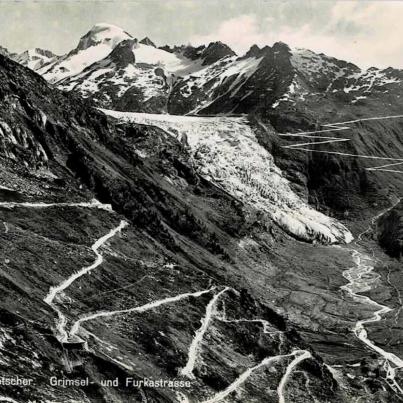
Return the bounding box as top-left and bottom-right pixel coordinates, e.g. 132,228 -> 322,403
101,110 -> 353,244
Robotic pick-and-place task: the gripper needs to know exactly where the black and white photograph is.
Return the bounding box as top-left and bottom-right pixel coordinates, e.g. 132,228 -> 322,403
0,0 -> 402,401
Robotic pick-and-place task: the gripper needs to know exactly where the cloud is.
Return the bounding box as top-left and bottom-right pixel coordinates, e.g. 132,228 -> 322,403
190,2 -> 403,69
190,15 -> 266,52
328,1 -> 403,67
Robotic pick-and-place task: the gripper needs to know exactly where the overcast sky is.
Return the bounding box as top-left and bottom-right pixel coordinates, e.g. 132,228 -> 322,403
1,0 -> 402,69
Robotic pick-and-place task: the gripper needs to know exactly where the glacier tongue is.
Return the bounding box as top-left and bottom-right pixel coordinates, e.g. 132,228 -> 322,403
101,110 -> 353,245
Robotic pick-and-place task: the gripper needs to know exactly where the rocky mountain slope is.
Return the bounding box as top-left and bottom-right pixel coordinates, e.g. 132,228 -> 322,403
0,22 -> 403,403
0,53 -> 358,403
377,200 -> 403,257
168,44 -> 403,117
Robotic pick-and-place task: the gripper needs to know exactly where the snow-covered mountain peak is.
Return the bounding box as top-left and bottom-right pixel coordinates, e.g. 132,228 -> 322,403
76,22 -> 132,51
130,42 -> 193,72
291,47 -> 359,74
282,46 -> 403,107
0,45 -> 16,59
37,23 -> 133,84
10,23 -> 239,111
15,48 -> 58,71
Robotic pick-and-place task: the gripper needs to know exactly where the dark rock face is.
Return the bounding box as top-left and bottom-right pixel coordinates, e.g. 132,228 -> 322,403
139,36 -> 156,47
109,39 -> 136,67
377,201 -> 403,257
172,42 -> 236,65
167,42 -> 294,115
200,41 -> 236,65
245,44 -> 262,58
35,48 -> 56,58
158,44 -> 174,53
181,44 -> 206,60
252,117 -> 403,235
252,117 -> 369,218
116,86 -> 167,113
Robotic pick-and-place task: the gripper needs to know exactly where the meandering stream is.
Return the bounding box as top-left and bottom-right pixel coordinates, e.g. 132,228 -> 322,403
340,200 -> 403,394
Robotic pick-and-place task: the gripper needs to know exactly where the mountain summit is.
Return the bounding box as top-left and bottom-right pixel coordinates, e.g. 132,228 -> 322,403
36,23 -> 133,83
31,23 -> 235,112
76,22 -> 132,51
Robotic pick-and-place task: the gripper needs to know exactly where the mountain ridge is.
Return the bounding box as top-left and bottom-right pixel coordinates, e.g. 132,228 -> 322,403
10,23 -> 403,119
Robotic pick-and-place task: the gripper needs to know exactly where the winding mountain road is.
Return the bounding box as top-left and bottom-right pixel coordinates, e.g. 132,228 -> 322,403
181,287 -> 231,379
280,114 -> 403,174
69,287 -> 216,339
44,219 -> 128,342
0,397 -> 20,403
200,350 -> 312,403
3,171 -> 402,400
0,199 -> 113,211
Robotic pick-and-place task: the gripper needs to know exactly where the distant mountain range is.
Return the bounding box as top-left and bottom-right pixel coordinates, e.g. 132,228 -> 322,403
5,22 -> 403,120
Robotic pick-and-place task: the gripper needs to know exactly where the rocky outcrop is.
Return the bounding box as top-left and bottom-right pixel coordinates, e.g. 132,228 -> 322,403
377,201 -> 403,258
139,36 -> 156,47
200,41 -> 236,65
167,42 -> 294,115
108,38 -> 136,67
181,44 -> 205,60
0,45 -> 16,59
